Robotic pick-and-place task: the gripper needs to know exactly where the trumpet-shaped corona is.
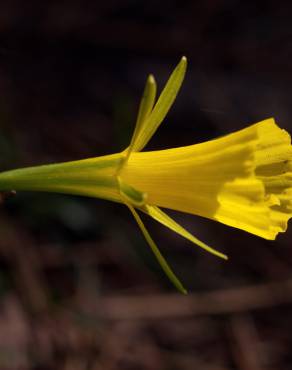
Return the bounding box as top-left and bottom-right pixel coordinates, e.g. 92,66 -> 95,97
0,57 -> 291,293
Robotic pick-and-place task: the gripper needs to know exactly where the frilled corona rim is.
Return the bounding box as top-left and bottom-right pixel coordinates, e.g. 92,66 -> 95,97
121,118 -> 292,240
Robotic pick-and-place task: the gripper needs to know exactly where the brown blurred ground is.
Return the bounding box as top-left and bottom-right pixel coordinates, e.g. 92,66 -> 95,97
0,1 -> 292,369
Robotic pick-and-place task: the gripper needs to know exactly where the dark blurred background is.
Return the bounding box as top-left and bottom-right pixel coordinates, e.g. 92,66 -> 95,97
0,1 -> 292,369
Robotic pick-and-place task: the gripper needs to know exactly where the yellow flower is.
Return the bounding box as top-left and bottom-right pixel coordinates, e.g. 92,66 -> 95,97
0,57 -> 291,293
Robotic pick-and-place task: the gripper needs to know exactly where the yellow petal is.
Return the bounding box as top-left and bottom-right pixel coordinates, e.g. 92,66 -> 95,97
126,203 -> 187,294
130,56 -> 187,152
143,205 -> 227,259
118,176 -> 147,207
126,74 -> 157,157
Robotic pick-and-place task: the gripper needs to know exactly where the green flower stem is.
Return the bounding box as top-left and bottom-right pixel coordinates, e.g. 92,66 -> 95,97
0,153 -> 123,202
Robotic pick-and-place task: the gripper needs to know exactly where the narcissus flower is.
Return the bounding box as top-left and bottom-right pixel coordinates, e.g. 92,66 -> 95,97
0,57 -> 291,292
